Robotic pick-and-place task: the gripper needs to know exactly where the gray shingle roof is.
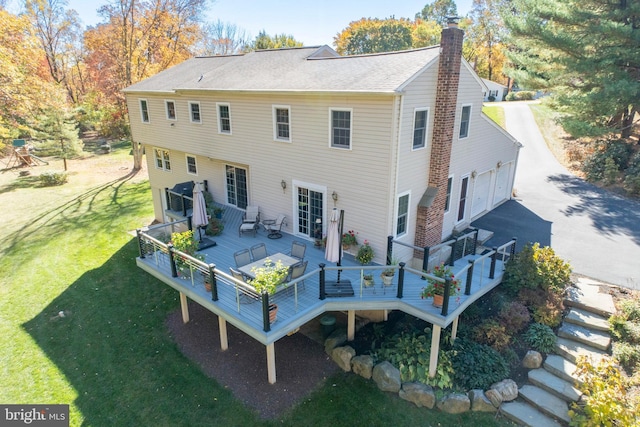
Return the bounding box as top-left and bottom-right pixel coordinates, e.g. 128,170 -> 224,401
123,46 -> 441,94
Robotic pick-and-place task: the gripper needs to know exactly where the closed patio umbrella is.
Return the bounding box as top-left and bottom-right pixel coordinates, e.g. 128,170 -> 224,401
192,182 -> 216,249
324,208 -> 340,263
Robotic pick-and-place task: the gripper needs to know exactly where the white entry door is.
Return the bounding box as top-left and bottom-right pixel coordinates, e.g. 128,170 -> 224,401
471,170 -> 492,218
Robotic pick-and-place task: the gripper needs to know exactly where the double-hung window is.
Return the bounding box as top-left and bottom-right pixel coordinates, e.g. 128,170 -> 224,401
412,108 -> 428,149
140,99 -> 150,123
459,105 -> 471,139
217,103 -> 231,134
186,155 -> 197,175
273,105 -> 291,141
396,193 -> 410,236
154,148 -> 171,171
165,100 -> 176,120
189,101 -> 201,123
330,108 -> 352,149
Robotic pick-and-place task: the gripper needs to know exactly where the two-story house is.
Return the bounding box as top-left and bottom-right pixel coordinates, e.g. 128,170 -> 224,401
124,21 -> 520,267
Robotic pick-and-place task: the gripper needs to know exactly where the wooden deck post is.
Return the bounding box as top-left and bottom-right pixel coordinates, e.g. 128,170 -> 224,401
179,292 -> 190,323
347,310 -> 355,341
451,317 -> 459,342
218,317 -> 228,350
428,325 -> 441,377
266,343 -> 276,384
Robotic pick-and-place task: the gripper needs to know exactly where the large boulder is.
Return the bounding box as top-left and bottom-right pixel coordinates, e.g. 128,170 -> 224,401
490,379 -> 518,402
331,346 -> 355,372
372,361 -> 401,393
351,355 -> 374,379
484,388 -> 503,408
468,389 -> 497,412
324,329 -> 347,355
399,382 -> 435,408
522,350 -> 543,369
436,393 -> 471,414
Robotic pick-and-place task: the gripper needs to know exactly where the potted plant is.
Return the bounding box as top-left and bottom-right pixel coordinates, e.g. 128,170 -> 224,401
420,263 -> 461,307
341,230 -> 358,250
380,257 -> 399,286
206,217 -> 224,236
170,230 -> 204,277
355,240 -> 375,265
249,259 -> 289,323
213,206 -> 224,219
363,273 -> 375,287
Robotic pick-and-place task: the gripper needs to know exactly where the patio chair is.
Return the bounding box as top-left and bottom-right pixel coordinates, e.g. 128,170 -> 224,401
242,206 -> 260,224
262,214 -> 286,239
250,243 -> 268,261
239,221 -> 257,237
290,241 -> 306,261
286,260 -> 308,291
229,267 -> 257,304
233,249 -> 251,268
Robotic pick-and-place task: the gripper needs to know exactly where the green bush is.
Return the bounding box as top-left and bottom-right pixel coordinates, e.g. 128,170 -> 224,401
502,243 -> 572,296
582,139 -> 634,181
39,171 -> 68,186
612,342 -> 640,372
523,323 -> 556,353
451,338 -> 509,390
505,90 -> 535,101
619,298 -> 640,322
473,319 -> 512,351
623,152 -> 640,195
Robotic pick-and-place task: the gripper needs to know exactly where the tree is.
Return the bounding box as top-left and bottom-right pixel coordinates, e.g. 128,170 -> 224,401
31,107 -> 82,171
334,17 -> 413,55
411,18 -> 442,48
416,0 -> 457,26
464,0 -> 508,83
503,0 -> 640,138
197,20 -> 250,55
249,31 -> 303,51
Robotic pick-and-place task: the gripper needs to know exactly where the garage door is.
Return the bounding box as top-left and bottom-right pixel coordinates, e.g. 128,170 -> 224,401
493,163 -> 511,205
471,170 -> 492,218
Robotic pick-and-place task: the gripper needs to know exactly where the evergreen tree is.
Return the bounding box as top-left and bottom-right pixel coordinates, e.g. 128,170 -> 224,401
503,0 -> 640,138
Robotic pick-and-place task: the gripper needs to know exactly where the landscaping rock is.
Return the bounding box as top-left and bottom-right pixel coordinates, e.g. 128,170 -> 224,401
468,389 -> 496,412
484,388 -> 503,408
372,361 -> 401,393
351,355 -> 374,379
324,328 -> 347,355
490,379 -> 518,402
436,393 -> 471,414
523,350 -> 543,369
331,346 -> 355,372
399,382 -> 435,408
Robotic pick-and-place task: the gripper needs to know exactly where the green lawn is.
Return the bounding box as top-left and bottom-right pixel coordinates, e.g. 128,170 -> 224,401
0,146 -> 512,426
482,105 -> 506,129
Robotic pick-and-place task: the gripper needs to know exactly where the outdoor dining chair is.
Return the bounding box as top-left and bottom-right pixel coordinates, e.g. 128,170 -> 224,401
262,214 -> 286,239
233,249 -> 252,268
290,241 -> 306,260
229,267 -> 256,304
250,243 -> 268,261
286,260 -> 308,291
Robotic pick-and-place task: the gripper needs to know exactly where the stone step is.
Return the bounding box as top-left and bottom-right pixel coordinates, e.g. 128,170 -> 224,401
500,401 -> 563,427
476,228 -> 494,245
564,278 -> 616,317
519,384 -> 571,424
558,323 -> 611,351
555,337 -> 607,364
544,354 -> 583,387
564,308 -> 610,332
528,368 -> 582,402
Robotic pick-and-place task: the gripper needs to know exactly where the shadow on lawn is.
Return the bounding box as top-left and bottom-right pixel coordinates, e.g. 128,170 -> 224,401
22,240 -> 252,425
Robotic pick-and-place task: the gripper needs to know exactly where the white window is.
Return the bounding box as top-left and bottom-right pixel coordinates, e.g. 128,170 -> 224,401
330,108 -> 352,149
396,193 -> 410,236
412,108 -> 429,149
189,101 -> 201,123
165,100 -> 176,120
140,99 -> 149,123
444,176 -> 453,213
186,155 -> 197,175
273,105 -> 291,142
154,148 -> 171,171
459,105 -> 471,139
457,176 -> 469,222
217,102 -> 231,134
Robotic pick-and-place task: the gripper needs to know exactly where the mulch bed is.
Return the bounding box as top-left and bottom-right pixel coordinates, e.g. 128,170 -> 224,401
166,302 -> 339,419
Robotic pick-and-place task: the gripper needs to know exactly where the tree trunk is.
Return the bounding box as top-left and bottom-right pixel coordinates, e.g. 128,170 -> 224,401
131,140 -> 144,171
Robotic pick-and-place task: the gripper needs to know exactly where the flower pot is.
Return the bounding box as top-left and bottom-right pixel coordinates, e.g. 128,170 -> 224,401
363,277 -> 374,287
432,294 -> 444,308
269,303 -> 278,324
342,243 -> 350,251
204,281 -> 212,292
380,273 -> 394,286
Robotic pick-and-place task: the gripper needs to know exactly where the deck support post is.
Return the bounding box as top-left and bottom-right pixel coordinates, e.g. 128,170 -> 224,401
451,317 -> 459,342
428,325 -> 442,378
266,343 -> 276,384
218,317 -> 228,350
347,310 -> 355,341
179,292 -> 189,323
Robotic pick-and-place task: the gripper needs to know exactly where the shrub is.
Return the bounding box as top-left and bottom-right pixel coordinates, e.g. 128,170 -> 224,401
609,314 -> 640,344
450,338 -> 509,390
603,157 -> 619,185
505,90 -> 535,101
39,171 -> 68,186
499,301 -> 531,334
612,342 -> 640,372
473,319 -> 511,351
523,323 -> 556,353
619,298 -> 640,322
502,243 -> 572,296
582,139 -> 634,181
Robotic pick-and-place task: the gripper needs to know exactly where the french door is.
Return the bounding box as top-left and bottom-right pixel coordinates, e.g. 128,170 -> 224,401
225,165 -> 248,209
296,187 -> 323,239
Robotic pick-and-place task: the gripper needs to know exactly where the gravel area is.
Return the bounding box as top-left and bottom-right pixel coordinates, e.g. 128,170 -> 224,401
166,302 -> 340,419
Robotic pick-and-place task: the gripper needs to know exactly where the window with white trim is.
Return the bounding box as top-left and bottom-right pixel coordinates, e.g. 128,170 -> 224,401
186,155 -> 197,175
217,103 -> 231,134
165,100 -> 176,120
189,101 -> 201,123
154,148 -> 171,171
444,176 -> 453,212
330,108 -> 352,149
459,105 -> 471,139
140,99 -> 149,123
412,108 -> 428,149
273,105 -> 291,141
396,193 -> 410,236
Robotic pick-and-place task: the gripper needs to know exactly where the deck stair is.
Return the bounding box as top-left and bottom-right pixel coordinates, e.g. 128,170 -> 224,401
500,277 -> 616,426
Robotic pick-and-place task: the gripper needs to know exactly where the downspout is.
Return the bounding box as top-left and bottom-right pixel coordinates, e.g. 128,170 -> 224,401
388,94 -> 404,249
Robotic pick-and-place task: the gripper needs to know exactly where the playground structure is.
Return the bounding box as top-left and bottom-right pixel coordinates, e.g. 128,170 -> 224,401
2,139 -> 49,170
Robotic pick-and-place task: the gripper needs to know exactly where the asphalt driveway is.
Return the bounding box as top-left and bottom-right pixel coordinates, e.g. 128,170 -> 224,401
472,101 -> 640,290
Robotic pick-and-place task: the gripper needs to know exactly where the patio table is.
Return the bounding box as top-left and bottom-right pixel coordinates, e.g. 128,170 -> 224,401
238,252 -> 299,281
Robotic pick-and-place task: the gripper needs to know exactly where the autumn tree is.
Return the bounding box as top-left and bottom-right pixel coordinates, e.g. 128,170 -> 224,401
334,17 -> 413,55
197,20 -> 250,55
503,0 -> 640,138
464,0 -> 508,83
416,0 -> 457,26
411,18 -> 442,48
249,31 -> 303,50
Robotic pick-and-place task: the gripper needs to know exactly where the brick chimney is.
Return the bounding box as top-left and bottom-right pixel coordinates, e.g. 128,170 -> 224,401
415,17 -> 464,249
